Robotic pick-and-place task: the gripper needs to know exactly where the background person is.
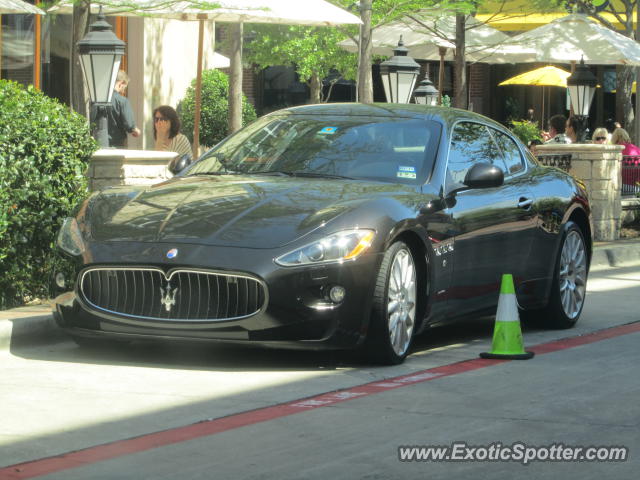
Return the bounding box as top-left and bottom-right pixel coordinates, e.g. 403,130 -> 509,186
543,114 -> 571,144
93,70 -> 141,148
153,105 -> 192,157
591,127 -> 609,144
613,126 -> 640,194
611,127 -> 640,156
565,116 -> 579,144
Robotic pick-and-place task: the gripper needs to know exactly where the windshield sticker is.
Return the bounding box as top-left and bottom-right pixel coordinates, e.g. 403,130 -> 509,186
397,165 -> 417,179
318,126 -> 338,135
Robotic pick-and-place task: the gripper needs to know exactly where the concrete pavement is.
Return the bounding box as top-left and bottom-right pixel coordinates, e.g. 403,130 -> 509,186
2,239 -> 640,350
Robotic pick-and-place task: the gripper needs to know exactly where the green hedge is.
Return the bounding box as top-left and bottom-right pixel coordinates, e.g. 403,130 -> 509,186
0,81 -> 97,309
179,69 -> 257,148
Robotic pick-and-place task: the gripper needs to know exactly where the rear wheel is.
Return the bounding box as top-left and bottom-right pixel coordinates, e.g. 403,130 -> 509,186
525,221 -> 588,329
365,241 -> 417,364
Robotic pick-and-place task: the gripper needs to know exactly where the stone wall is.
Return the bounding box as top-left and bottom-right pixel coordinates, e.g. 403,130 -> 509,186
86,149 -> 178,192
536,143 -> 623,241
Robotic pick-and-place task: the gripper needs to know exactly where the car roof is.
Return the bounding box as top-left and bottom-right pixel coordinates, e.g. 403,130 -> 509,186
275,103 -> 507,131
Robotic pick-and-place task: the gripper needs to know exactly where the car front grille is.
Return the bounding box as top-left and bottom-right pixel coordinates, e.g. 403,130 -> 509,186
79,267 -> 267,322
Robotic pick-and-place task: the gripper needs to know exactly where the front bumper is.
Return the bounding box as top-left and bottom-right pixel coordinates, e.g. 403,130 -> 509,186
54,242 -> 382,351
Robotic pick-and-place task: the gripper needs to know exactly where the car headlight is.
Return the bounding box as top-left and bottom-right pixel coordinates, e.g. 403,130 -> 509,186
56,217 -> 86,256
275,229 -> 375,267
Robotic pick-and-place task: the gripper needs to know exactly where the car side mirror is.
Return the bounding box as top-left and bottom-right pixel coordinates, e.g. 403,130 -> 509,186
463,162 -> 504,189
168,153 -> 193,175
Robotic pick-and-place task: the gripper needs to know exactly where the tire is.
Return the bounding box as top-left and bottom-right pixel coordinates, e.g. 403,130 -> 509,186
365,241 -> 417,365
525,221 -> 588,329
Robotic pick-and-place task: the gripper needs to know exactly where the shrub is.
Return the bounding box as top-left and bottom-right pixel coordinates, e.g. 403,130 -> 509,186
179,69 -> 257,148
0,80 -> 97,309
510,120 -> 542,146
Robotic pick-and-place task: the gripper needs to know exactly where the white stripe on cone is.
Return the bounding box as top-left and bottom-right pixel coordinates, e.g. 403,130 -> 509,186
495,292 -> 519,323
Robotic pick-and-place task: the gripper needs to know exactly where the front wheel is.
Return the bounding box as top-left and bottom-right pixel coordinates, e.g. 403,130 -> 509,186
365,241 -> 417,365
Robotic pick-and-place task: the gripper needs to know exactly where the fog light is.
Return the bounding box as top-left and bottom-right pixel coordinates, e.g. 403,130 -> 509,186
329,285 -> 346,303
55,272 -> 66,289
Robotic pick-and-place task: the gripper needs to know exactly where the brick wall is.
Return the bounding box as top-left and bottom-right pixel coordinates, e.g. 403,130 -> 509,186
469,63 -> 490,116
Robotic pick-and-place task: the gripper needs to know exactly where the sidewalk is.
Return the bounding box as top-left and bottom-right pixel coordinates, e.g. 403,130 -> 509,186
2,239 -> 640,351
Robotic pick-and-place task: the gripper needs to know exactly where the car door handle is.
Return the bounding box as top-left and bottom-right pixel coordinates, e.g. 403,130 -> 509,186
518,197 -> 533,210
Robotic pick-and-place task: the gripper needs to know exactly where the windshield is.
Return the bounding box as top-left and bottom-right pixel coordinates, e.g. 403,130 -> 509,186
187,113 -> 440,185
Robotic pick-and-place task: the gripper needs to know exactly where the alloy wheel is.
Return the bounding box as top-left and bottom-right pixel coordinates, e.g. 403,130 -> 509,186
387,248 -> 417,357
558,230 -> 587,319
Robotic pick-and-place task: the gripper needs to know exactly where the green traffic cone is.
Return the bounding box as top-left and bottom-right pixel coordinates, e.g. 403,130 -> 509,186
480,274 -> 534,360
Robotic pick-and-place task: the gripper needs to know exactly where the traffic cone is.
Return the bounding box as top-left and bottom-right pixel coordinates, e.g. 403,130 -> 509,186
480,274 -> 534,360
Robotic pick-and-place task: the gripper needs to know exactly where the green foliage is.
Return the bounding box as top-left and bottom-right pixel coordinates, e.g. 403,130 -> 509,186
244,22 -> 357,102
0,80 -> 97,309
504,96 -> 521,122
441,95 -> 452,107
510,120 -> 543,146
179,69 -> 257,148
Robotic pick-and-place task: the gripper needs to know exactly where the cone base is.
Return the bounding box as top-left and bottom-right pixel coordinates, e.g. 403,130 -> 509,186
480,351 -> 535,360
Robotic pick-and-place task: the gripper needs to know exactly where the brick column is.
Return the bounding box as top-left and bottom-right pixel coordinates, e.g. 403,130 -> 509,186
536,144 -> 623,241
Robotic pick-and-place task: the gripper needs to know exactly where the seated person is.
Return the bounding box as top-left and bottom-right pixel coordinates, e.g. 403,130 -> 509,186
153,105 -> 192,157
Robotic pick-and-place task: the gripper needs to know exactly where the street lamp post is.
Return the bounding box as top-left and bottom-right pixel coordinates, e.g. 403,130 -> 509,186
566,57 -> 597,143
413,75 -> 439,106
379,36 -> 420,104
77,8 -> 126,148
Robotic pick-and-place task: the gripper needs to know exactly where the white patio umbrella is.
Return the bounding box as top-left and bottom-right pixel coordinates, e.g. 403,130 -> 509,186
0,0 -> 46,15
338,11 -> 535,102
0,0 -> 45,74
50,0 -> 361,155
338,11 -> 534,63
508,13 -> 640,66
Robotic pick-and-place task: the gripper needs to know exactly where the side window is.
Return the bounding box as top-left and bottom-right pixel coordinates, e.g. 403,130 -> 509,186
447,122 -> 505,189
492,130 -> 525,176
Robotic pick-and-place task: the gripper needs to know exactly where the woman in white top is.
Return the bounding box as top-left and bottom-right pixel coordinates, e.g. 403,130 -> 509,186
153,105 -> 192,157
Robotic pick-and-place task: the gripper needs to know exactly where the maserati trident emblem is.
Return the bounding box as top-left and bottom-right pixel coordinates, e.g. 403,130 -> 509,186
159,284 -> 179,312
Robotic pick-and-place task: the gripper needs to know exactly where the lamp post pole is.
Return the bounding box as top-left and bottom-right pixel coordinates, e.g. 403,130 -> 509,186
567,57 -> 597,143
77,8 -> 126,148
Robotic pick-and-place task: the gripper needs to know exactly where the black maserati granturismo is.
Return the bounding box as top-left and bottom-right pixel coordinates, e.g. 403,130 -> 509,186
54,104 -> 592,364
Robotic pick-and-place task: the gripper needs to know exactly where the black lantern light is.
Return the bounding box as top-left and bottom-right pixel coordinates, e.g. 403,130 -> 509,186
379,36 -> 420,104
78,7 -> 126,147
413,75 -> 439,106
566,56 -> 597,143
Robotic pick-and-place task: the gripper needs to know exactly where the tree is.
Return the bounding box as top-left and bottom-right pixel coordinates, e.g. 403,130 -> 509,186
563,0 -> 638,136
243,23 -> 358,105
348,0 -> 482,106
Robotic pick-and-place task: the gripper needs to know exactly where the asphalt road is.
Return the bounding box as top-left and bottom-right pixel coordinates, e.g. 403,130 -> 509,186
1,266 -> 639,479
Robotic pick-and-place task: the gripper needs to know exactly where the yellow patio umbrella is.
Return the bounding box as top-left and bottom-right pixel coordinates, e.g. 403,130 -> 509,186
499,66 -> 571,129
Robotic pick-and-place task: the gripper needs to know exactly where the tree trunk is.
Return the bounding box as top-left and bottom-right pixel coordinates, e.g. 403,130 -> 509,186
615,65 -> 634,131
71,2 -> 90,116
309,73 -> 322,104
453,14 -> 467,109
228,22 -> 243,134
357,0 -> 373,104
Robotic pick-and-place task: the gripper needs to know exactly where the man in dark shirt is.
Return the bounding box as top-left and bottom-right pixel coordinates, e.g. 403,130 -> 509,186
94,70 -> 141,147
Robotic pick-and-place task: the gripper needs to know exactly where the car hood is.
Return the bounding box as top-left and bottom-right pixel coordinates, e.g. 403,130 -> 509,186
84,176 -> 422,249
